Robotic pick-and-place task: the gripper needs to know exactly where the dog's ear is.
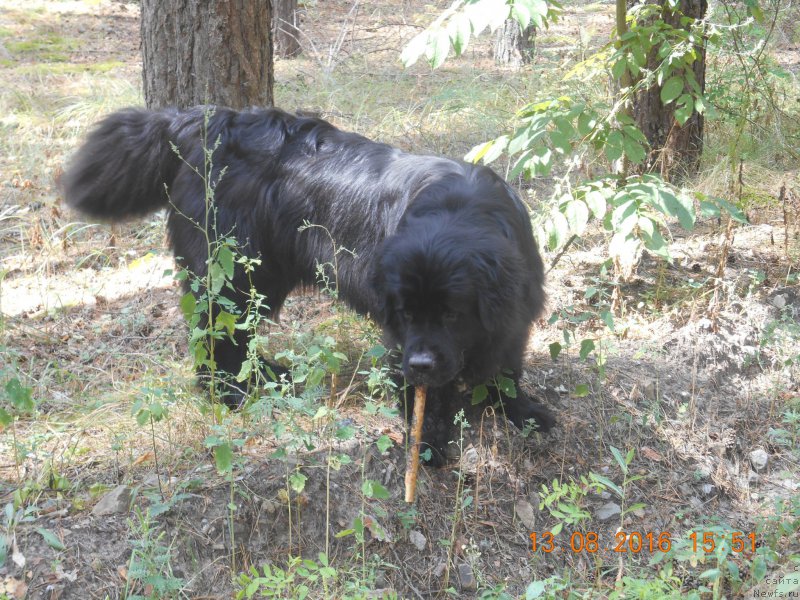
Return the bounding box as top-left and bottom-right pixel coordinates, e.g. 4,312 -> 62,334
475,253 -> 521,332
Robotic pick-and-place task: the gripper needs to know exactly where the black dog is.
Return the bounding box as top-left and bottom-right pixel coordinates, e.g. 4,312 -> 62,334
62,106 -> 554,464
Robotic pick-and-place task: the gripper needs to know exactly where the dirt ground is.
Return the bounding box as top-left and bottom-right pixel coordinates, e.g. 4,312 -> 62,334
1,0 -> 799,598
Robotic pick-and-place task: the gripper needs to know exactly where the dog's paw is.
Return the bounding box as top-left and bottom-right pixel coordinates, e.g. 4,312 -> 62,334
505,395 -> 556,433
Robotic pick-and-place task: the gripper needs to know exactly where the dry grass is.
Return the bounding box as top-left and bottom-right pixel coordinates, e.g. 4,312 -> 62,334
1,0 -> 799,598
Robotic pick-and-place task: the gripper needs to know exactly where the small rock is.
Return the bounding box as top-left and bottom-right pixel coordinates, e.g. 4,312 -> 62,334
694,463 -> 713,478
640,378 -> 658,401
262,499 -> 279,514
782,478 -> 799,491
747,470 -> 760,485
433,561 -> 446,578
142,473 -> 160,487
92,485 -> 132,516
700,484 -> 715,497
461,447 -> 479,473
596,502 -> 621,521
408,530 -> 426,551
749,448 -> 769,472
515,499 -> 537,530
457,564 -> 476,591
772,294 -> 787,310
366,590 -> 397,599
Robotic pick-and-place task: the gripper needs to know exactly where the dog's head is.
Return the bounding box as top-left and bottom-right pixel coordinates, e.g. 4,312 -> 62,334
371,189 -> 542,387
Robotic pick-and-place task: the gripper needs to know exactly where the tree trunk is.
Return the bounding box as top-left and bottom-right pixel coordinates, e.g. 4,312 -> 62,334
494,19 -> 535,67
633,0 -> 707,182
273,0 -> 301,58
141,0 -> 274,110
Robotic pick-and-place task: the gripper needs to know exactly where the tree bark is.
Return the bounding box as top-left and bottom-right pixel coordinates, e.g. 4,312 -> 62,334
494,19 -> 535,67
141,0 -> 274,110
632,0 -> 707,181
273,0 -> 301,58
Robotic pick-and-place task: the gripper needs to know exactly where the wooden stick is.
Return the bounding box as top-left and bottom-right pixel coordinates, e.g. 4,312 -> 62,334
404,385 -> 428,503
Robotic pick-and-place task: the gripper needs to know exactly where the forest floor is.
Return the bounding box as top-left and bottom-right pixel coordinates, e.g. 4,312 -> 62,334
1,0 -> 799,598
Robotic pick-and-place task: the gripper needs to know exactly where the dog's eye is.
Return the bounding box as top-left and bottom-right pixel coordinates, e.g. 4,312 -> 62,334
443,310 -> 458,323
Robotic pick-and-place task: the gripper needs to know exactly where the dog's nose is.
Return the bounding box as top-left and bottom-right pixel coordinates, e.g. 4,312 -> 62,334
408,351 -> 435,373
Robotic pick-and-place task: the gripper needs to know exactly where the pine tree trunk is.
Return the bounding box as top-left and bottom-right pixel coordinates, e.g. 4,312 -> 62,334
141,0 -> 274,110
273,0 -> 301,58
633,0 -> 707,181
494,19 -> 535,68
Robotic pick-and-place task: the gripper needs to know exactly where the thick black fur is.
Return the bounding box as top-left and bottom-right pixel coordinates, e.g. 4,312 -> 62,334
62,106 -> 554,465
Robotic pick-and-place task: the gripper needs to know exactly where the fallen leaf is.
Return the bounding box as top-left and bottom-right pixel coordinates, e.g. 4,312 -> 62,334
641,446 -> 663,462
133,451 -> 155,466
11,536 -> 25,569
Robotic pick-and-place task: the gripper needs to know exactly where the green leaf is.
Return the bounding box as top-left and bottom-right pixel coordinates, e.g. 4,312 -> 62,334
590,472 -> 623,497
622,135 -> 647,164
563,199 -> 589,236
711,196 -> 748,224
611,197 -> 638,231
610,445 -> 628,472
511,2 -> 531,29
471,384 -> 489,404
651,186 -> 695,230
699,200 -> 720,218
549,129 -> 571,155
574,383 -> 590,397
208,262 -> 225,294
36,528 -> 66,552
584,189 -> 607,219
641,224 -> 671,258
548,209 -> 570,250
290,471 -> 308,493
526,581 -> 546,599
509,149 -> 534,179
362,479 -> 390,499
576,111 -> 594,137
427,29 -> 451,69
483,135 -> 509,164
751,556 -> 767,581
530,146 -> 553,176
4,378 -> 34,413
508,126 -> 531,156
579,339 -> 595,360
467,0 -> 510,36
496,375 -> 517,398
464,140 -> 494,164
180,292 -> 197,320
214,442 -> 233,474
549,342 -> 562,360
699,568 -> 721,580
660,76 -> 685,104
215,311 -> 238,336
604,130 -> 624,162
449,14 -> 472,56
674,97 -> 695,125
375,434 -> 393,453
0,407 -> 11,427
611,57 -> 627,82
401,31 -> 429,67
217,245 -> 235,280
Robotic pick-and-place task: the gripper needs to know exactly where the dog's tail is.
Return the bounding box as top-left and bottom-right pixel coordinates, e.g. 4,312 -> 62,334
61,108 -> 183,221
